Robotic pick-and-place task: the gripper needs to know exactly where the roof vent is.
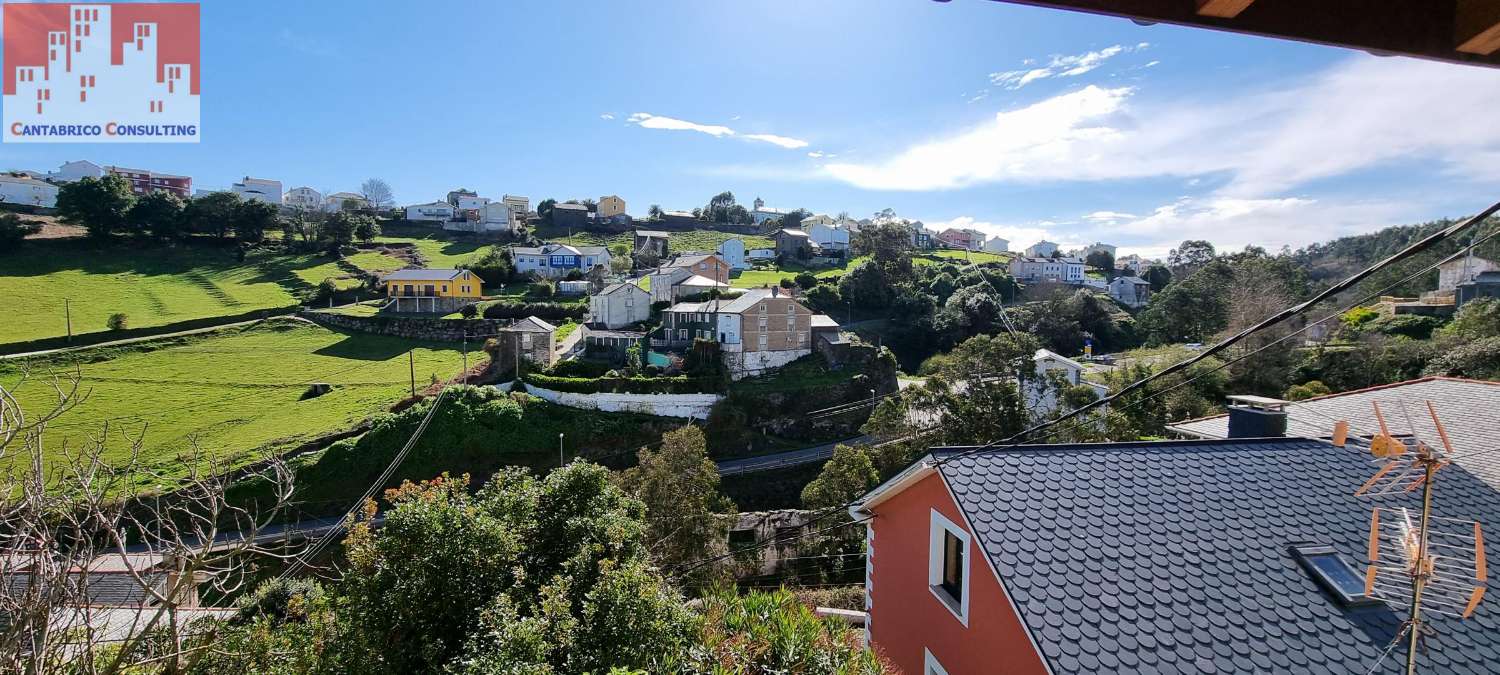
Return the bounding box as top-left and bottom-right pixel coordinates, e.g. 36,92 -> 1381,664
1226,395 -> 1288,439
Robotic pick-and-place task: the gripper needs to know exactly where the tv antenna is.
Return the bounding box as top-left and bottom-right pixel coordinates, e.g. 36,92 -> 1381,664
1336,401 -> 1487,675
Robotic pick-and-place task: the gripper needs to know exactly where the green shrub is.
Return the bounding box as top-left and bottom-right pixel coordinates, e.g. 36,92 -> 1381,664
548,358 -> 614,378
106,313 -> 129,331
481,301 -> 586,322
1284,379 -> 1331,401
530,281 -> 555,298
1370,314 -> 1444,339
794,271 -> 818,289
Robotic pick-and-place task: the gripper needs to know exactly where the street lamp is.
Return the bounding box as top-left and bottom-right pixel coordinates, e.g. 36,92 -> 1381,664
559,432 -> 565,467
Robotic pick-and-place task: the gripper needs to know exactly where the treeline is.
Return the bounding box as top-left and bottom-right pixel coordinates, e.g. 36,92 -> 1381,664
53,174 -> 380,249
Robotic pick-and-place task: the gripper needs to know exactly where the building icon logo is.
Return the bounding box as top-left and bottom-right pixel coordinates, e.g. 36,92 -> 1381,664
3,2 -> 199,143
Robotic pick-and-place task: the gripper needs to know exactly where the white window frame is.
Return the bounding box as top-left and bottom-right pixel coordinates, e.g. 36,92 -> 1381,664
928,509 -> 971,626
758,335 -> 768,349
924,648 -> 951,675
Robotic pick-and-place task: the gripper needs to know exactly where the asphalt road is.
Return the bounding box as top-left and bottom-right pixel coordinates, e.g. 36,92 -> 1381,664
715,435 -> 871,476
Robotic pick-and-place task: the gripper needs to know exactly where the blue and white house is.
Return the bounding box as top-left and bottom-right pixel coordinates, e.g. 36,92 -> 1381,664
716,237 -> 748,270
510,243 -> 612,278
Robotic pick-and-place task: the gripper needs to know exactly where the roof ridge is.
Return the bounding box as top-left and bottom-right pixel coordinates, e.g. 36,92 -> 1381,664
931,436 -> 1318,457
1296,375 -> 1500,404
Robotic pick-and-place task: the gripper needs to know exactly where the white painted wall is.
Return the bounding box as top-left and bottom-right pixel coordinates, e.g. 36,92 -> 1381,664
717,238 -> 748,270
725,348 -> 811,380
497,382 -> 722,420
0,176 -> 58,208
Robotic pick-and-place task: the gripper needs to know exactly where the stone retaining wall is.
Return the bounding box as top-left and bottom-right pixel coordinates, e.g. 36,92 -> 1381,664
301,310 -> 507,343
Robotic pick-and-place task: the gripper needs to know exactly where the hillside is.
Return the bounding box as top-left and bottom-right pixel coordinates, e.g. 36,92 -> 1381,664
1,319 -> 464,490
1290,215 -> 1500,296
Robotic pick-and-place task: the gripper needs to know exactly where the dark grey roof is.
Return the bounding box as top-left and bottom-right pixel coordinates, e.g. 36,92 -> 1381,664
553,202 -> 589,211
1169,377 -> 1500,491
930,437 -> 1500,674
5,572 -> 164,607
383,268 -> 464,281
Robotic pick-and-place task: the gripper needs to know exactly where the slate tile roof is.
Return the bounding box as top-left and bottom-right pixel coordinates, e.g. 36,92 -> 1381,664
383,268 -> 465,282
929,437 -> 1500,674
1169,377 -> 1500,491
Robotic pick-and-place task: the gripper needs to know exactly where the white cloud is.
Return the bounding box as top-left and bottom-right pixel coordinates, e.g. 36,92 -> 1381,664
923,216 -> 1075,250
600,113 -> 615,120
1103,196 -> 1419,258
807,151 -> 826,159
989,44 -> 1134,90
1083,210 -> 1136,223
825,56 -> 1500,198
969,90 -> 990,103
626,112 -> 734,137
744,133 -> 809,149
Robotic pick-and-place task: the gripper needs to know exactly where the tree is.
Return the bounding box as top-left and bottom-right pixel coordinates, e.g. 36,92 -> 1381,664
232,199 -> 279,243
55,174 -> 134,238
320,211 -> 363,246
616,426 -> 736,576
353,216 -> 380,242
359,177 -> 394,210
794,271 -> 818,289
837,261 -> 894,309
1137,260 -> 1235,345
1441,297 -> 1500,339
537,198 -> 558,226
0,212 -> 42,248
1143,264 -> 1173,291
1085,250 -> 1116,278
184,191 -> 242,240
780,209 -> 807,232
1167,239 -> 1216,275
801,444 -> 879,509
126,190 -> 186,239
648,204 -> 664,219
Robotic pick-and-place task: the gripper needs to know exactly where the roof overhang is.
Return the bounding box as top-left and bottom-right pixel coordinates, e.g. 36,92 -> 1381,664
848,455 -> 939,520
978,0 -> 1500,68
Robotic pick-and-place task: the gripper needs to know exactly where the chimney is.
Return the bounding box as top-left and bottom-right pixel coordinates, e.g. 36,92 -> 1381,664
772,286 -> 779,297
1225,395 -> 1288,438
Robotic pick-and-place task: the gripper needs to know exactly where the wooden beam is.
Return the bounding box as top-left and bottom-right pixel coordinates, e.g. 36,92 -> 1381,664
1195,0 -> 1255,19
1456,0 -> 1500,55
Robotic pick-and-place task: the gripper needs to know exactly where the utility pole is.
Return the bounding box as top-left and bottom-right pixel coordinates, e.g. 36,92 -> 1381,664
64,298 -> 72,344
408,349 -> 416,397
558,432 -> 565,467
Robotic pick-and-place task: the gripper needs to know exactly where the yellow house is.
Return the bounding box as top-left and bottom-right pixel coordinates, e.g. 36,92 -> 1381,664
382,268 -> 485,312
598,195 -> 626,219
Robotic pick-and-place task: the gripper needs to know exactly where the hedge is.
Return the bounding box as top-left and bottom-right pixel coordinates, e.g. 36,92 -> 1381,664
481,301 -> 587,322
522,373 -> 723,395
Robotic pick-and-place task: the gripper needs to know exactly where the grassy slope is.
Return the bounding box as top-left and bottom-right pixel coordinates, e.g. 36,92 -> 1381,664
0,239 -> 411,344
1,320 -> 464,489
530,224 -> 774,252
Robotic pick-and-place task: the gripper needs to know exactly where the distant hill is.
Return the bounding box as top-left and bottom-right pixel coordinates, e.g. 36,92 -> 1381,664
1291,215 -> 1500,297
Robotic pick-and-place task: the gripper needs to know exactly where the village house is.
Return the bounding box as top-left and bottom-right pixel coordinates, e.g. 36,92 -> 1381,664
716,237 -> 748,270
1116,253 -> 1150,275
550,202 -> 591,229
1107,275 -> 1151,307
1008,256 -> 1085,284
1077,241 -> 1117,258
588,282 -> 651,329
849,428 -> 1500,674
1438,255 -> 1500,291
750,197 -> 787,226
1028,348 -> 1108,417
324,191 -> 368,212
1023,240 -> 1059,257
656,287 -> 820,377
106,165 -> 191,198
0,173 -> 59,208
665,253 -> 731,285
231,176 -> 282,203
284,186 -> 322,210
495,316 -> 556,373
774,228 -> 815,259
446,189 -> 477,206
46,159 -> 104,183
598,195 -> 627,219
406,201 -> 456,222
981,236 -> 1009,254
381,268 -> 484,312
581,327 -> 647,365
936,228 -> 986,251
502,195 -> 530,224
634,230 -> 671,260
806,221 -> 852,253
1458,271 -> 1500,307
510,243 -> 612,279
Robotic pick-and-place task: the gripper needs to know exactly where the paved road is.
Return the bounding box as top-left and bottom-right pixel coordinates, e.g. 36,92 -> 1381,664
716,435 -> 872,476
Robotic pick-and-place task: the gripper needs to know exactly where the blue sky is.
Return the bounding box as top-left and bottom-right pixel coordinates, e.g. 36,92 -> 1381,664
7,0 -> 1500,257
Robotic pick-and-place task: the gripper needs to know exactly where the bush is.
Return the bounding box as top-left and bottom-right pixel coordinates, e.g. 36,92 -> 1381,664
794,272 -> 818,289
481,301 -> 586,322
106,313 -> 128,331
548,359 -> 614,378
1284,379 -> 1331,401
530,281 -> 555,299
779,277 -> 796,289
460,303 -> 479,319
234,577 -> 325,624
0,212 -> 42,248
522,373 -> 723,395
1370,314 -> 1444,339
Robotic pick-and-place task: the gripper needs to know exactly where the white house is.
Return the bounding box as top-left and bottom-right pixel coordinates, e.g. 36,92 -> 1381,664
750,197 -> 787,226
589,282 -> 651,329
47,160 -> 104,183
1009,256 -> 1086,284
648,267 -> 695,304
747,248 -> 775,261
717,237 -> 748,270
483,202 -> 517,232
1028,349 -> 1108,418
801,214 -> 837,228
0,174 -> 59,208
1117,253 -> 1150,275
231,177 -> 282,204
456,195 -> 491,211
806,222 -> 851,253
284,186 -> 322,210
502,195 -> 529,229
406,201 -> 456,222
325,192 -> 367,212
1438,255 -> 1500,291
1108,276 -> 1152,308
510,243 -> 612,278
1024,241 -> 1060,257
982,236 -> 1010,254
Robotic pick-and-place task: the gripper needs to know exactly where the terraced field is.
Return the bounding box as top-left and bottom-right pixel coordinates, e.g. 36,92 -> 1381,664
1,319 -> 465,490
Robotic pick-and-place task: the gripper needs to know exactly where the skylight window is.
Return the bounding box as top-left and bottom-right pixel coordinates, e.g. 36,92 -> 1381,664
1290,543 -> 1382,607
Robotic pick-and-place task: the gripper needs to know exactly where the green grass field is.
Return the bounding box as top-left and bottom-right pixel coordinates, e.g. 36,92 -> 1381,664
0,319 -> 465,490
0,240 -> 415,345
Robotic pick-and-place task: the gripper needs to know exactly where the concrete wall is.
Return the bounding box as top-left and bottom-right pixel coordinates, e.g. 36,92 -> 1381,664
497,381 -> 722,420
725,348 -> 811,380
